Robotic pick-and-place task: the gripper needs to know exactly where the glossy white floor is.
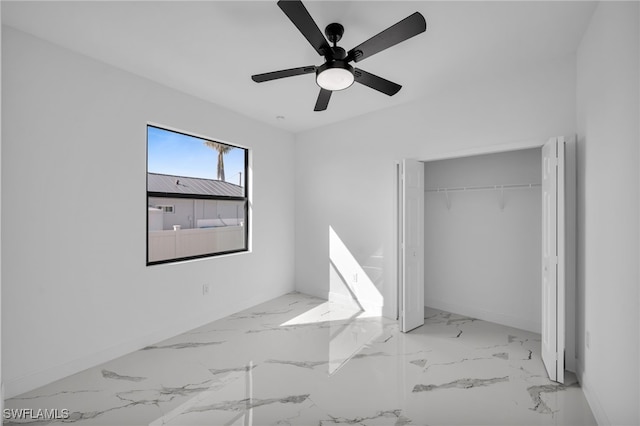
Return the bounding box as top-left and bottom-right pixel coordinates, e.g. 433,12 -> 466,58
5,292 -> 596,426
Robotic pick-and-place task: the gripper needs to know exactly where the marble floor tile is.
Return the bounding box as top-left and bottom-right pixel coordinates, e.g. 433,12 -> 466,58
4,292 -> 596,425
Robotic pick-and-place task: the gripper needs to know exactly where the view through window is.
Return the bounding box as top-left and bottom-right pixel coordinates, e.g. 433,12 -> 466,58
147,125 -> 248,264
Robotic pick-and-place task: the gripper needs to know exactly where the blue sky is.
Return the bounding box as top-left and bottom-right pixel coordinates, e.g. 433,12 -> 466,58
147,126 -> 245,185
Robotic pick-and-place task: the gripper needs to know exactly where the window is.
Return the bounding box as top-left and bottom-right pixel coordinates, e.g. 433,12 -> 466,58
147,125 -> 249,265
157,205 -> 175,214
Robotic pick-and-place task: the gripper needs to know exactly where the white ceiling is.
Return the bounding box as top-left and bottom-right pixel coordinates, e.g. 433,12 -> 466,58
2,1 -> 596,133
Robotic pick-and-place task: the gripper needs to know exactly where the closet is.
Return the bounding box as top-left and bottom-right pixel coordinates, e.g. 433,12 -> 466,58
399,138 -> 575,383
423,148 -> 542,333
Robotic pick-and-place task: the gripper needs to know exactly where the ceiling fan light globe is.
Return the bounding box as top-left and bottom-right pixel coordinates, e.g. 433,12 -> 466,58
316,63 -> 354,91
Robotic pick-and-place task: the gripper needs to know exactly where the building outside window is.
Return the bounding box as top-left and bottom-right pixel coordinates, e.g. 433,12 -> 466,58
147,125 -> 249,265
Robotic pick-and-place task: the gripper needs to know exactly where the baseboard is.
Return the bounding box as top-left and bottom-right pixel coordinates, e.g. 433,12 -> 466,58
4,289 -> 290,399
297,285 -> 327,302
576,361 -> 610,425
565,355 -> 577,374
328,290 -> 356,306
329,291 -> 383,316
425,297 -> 540,334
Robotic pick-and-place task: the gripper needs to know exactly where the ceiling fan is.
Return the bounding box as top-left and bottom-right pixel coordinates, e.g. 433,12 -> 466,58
251,0 -> 427,111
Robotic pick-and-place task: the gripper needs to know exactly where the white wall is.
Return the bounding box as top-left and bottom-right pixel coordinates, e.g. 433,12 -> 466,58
423,149 -> 541,333
0,3 -> 3,413
1,27 -> 296,397
294,55 -> 577,320
575,2 -> 639,425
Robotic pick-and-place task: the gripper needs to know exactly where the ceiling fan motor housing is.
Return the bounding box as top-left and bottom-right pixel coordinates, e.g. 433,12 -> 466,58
328,46 -> 347,60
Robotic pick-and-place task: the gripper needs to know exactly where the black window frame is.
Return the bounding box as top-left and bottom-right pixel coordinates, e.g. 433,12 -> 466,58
146,124 -> 249,266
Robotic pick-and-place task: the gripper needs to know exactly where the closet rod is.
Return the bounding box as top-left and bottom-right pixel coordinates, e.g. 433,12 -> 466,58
424,183 -> 541,193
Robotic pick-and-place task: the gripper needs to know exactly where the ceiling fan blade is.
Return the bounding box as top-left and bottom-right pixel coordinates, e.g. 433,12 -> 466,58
347,12 -> 426,63
354,68 -> 402,96
251,66 -> 316,83
278,0 -> 331,57
314,88 -> 332,111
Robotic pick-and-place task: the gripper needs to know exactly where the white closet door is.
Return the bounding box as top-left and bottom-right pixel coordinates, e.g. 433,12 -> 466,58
400,159 -> 425,333
541,137 -> 565,383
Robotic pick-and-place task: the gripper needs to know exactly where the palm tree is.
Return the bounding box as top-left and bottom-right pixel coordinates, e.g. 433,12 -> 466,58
203,141 -> 233,181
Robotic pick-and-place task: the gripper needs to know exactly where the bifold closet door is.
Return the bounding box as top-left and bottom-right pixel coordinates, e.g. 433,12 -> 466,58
541,136 -> 566,383
400,159 -> 424,333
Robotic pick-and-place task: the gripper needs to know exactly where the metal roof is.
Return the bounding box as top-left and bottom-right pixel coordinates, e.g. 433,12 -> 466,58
147,173 -> 244,197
